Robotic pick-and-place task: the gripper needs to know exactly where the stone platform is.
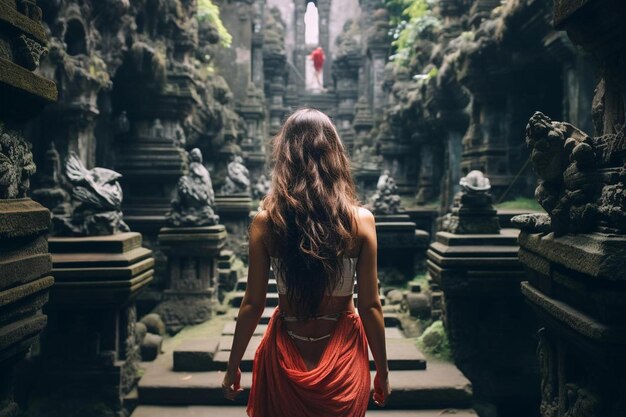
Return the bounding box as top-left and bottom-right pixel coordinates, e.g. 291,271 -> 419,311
131,273 -> 475,415
131,405 -> 478,417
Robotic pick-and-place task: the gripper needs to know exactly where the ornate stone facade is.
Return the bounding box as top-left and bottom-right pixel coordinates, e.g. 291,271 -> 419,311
515,1 -> 626,416
0,3 -> 57,417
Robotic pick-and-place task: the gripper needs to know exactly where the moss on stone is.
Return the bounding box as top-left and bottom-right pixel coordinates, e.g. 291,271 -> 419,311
496,196 -> 542,211
417,320 -> 452,361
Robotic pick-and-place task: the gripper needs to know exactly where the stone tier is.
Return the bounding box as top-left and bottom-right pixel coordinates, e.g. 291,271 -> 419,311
427,228 -> 540,416
0,198 -> 53,372
49,233 -> 154,304
30,232 -> 154,416
155,226 -> 227,333
519,231 -> 626,417
376,214 -> 430,282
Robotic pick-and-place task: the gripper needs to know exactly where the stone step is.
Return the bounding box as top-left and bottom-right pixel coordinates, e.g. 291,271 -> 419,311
137,354 -> 472,409
235,278 -> 278,293
231,307 -> 400,327
131,405 -> 478,417
220,322 -> 404,339
173,336 -> 426,372
229,291 -> 387,308
229,292 -> 279,307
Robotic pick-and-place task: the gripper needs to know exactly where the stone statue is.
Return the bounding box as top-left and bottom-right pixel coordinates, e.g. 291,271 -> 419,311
525,112 -> 599,236
370,171 -> 402,215
221,155 -> 250,195
0,125 -> 36,199
53,152 -> 130,236
459,170 -> 491,193
442,170 -> 500,234
166,148 -> 219,227
152,118 -> 164,139
31,142 -> 71,215
252,174 -> 271,200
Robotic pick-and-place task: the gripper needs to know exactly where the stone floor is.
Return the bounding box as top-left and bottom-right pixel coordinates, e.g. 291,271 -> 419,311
130,279 -> 476,416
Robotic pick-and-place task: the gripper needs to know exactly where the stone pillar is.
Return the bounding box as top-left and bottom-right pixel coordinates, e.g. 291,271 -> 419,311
292,0 -> 307,92
156,225 -> 227,333
428,171 -> 539,416
36,232 -> 154,416
515,3 -> 626,416
370,173 -> 429,283
332,21 -> 360,152
0,2 -> 57,416
114,86 -> 191,236
238,84 -> 267,180
317,0 -> 332,88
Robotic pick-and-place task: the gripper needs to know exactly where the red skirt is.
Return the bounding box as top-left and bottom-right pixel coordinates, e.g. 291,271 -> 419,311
247,308 -> 371,417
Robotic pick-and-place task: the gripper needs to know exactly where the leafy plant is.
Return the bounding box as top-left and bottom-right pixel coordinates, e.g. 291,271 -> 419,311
197,0 -> 233,48
384,0 -> 441,69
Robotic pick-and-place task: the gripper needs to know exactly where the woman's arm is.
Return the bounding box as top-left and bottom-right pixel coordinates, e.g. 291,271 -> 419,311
222,211 -> 270,400
355,208 -> 391,406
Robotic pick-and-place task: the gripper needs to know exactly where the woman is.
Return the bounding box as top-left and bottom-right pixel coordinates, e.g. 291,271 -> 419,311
221,108 -> 391,416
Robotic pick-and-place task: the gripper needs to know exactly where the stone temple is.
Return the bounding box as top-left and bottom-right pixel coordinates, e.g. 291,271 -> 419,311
0,0 -> 625,416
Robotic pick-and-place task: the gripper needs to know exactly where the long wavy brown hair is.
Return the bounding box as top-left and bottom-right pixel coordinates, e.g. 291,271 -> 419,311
263,108 -> 359,317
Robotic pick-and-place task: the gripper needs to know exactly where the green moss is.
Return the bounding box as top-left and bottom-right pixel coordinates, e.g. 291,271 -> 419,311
197,0 -> 232,48
495,197 -> 543,211
416,320 -> 452,361
385,0 -> 441,69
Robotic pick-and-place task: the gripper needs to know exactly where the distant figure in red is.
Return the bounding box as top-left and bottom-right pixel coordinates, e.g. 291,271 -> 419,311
309,47 -> 325,88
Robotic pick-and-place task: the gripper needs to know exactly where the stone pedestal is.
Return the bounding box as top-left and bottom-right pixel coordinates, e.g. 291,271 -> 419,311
519,231 -> 626,417
0,200 -> 54,417
427,229 -> 540,416
27,232 -> 154,416
155,225 -> 227,333
375,214 -> 430,284
215,195 -> 253,257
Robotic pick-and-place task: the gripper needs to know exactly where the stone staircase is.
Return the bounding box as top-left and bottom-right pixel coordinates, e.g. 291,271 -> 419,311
130,276 -> 477,417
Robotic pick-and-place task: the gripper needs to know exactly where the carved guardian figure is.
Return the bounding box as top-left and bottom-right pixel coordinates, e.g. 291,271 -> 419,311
53,152 -> 130,235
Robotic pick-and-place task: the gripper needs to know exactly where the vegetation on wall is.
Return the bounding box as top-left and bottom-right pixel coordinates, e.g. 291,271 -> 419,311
197,0 -> 233,48
384,0 -> 440,69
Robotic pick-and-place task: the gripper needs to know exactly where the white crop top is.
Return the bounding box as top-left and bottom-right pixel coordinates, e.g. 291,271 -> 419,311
270,256 -> 357,296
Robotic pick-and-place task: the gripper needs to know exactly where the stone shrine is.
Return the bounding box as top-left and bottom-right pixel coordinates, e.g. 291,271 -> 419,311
428,171 -> 539,416
514,2 -> 626,416
22,157 -> 155,416
155,148 -> 227,333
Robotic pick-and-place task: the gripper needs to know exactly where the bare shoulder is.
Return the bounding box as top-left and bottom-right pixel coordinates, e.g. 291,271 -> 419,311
353,206 -> 375,236
251,209 -> 270,230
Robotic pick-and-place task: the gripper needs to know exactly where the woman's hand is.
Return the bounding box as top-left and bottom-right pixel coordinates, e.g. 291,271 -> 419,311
373,371 -> 391,407
222,367 -> 243,401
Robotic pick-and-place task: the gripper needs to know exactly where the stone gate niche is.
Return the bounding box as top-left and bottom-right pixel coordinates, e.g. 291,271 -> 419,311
304,1 -> 322,91
293,0 -> 331,90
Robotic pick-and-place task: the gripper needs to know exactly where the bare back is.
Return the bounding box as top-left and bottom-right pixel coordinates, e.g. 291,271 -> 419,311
260,206 -> 378,370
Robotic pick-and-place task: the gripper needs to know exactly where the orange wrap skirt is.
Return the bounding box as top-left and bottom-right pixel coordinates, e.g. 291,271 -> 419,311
247,308 -> 371,417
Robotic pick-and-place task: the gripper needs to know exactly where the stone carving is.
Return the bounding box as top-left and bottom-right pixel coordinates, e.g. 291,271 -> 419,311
0,124 -> 36,199
166,148 -> 219,227
221,155 -> 250,195
370,170 -> 402,215
252,174 -> 271,200
459,170 -> 491,193
510,213 -> 552,233
525,112 -> 599,236
53,152 -> 130,236
353,145 -> 382,171
537,328 -> 559,417
16,34 -> 48,70
443,170 -> 500,234
31,142 -> 71,215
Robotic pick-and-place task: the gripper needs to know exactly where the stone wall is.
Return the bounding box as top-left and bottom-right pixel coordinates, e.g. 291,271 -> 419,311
0,2 -> 58,416
515,1 -> 626,416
